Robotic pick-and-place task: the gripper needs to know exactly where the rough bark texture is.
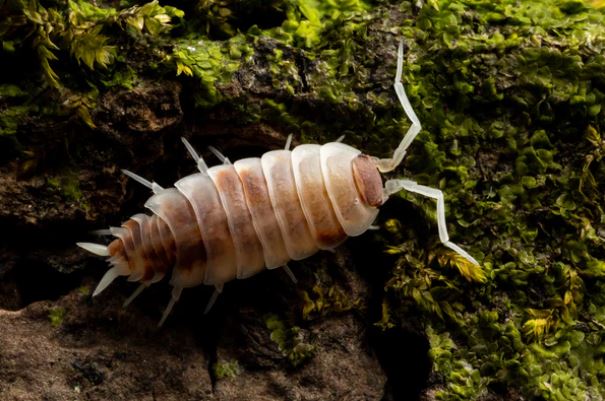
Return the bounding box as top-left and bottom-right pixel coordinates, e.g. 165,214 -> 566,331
1,0 -> 605,400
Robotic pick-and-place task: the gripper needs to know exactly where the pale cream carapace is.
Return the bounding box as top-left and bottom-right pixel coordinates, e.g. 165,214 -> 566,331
77,42 -> 479,326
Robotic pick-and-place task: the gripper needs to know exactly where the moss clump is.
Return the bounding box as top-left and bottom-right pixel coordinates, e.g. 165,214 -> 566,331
48,306 -> 65,328
212,359 -> 241,379
47,171 -> 84,202
0,84 -> 33,136
171,36 -> 254,107
77,285 -> 90,296
301,280 -> 361,320
265,313 -> 315,367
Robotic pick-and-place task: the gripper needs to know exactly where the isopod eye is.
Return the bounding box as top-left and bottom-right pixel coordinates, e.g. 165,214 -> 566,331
352,154 -> 384,207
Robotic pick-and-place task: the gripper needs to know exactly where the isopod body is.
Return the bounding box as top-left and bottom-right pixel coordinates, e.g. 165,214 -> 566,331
78,42 -> 479,326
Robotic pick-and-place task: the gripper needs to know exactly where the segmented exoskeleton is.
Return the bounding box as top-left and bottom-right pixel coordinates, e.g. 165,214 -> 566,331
78,42 -> 480,326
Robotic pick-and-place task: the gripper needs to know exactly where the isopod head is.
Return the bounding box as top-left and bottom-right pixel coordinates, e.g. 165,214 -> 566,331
352,154 -> 384,207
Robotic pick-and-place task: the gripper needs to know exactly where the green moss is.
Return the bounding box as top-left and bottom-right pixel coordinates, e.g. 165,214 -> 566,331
301,280 -> 361,320
171,36 -> 254,107
77,285 -> 91,296
46,170 -> 89,213
265,313 -> 315,367
378,0 -> 605,399
48,306 -> 65,328
273,0 -> 369,48
0,84 -> 34,136
212,359 -> 241,379
0,0 -> 183,127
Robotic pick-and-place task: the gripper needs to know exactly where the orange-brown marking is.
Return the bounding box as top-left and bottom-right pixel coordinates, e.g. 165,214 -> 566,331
155,216 -> 176,269
107,238 -> 127,270
149,215 -> 171,273
352,154 -> 384,207
139,216 -> 163,281
213,167 -> 265,270
161,194 -> 207,273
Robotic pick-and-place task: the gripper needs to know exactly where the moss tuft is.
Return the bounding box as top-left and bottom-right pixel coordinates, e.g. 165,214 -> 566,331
265,313 -> 315,367
212,359 -> 241,379
48,306 -> 66,328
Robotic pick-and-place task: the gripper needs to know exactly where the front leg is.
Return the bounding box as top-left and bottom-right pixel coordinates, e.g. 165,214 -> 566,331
375,40 -> 422,173
384,179 -> 479,266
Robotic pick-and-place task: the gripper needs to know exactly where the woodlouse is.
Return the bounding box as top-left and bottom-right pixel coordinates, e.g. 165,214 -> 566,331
78,42 -> 479,326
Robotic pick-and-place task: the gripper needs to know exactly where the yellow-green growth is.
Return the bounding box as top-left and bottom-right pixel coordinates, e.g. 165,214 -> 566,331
172,37 -> 253,107
47,172 -> 84,202
301,281 -> 361,320
265,314 -> 315,367
48,307 -> 66,328
0,0 -> 183,126
212,359 -> 241,379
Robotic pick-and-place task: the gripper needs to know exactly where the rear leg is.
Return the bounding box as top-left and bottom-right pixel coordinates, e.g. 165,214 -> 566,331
76,242 -> 109,256
93,264 -> 130,296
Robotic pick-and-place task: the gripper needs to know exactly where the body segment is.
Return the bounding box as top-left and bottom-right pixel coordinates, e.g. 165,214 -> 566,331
233,158 -> 290,269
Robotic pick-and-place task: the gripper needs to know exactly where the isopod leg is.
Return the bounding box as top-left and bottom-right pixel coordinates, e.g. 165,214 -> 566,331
122,169 -> 164,194
208,146 -> 231,165
90,228 -> 113,236
123,283 -> 146,308
93,265 -> 130,297
76,242 -> 109,256
181,137 -> 209,173
384,179 -> 479,266
203,284 -> 223,314
158,286 -> 183,327
376,40 -> 422,173
284,134 -> 293,150
283,264 -> 298,284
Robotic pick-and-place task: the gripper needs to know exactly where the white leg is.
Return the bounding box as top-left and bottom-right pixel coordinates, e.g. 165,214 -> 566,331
203,284 -> 223,314
376,41 -> 422,173
384,179 -> 479,265
335,134 -> 345,143
90,228 -> 113,236
76,242 -> 109,256
122,169 -> 164,194
284,134 -> 293,150
109,226 -> 127,240
123,283 -> 146,307
208,146 -> 231,165
283,264 -> 298,284
92,265 -> 130,297
181,137 -> 209,173
158,286 -> 183,327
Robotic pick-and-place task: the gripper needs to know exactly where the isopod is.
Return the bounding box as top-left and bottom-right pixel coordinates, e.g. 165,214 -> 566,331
77,42 -> 479,326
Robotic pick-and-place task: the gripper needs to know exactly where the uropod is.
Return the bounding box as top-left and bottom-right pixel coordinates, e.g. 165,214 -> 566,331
77,42 -> 480,327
